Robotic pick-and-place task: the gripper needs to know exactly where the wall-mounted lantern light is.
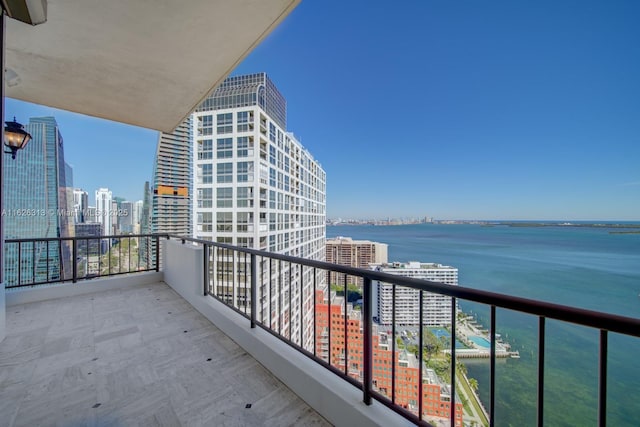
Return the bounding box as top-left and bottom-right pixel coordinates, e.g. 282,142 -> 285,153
4,117 -> 31,159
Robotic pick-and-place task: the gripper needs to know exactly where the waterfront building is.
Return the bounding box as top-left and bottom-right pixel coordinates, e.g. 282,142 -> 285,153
192,72 -> 326,349
151,117 -> 192,236
73,188 -> 89,224
3,116 -> 74,285
326,236 -> 388,286
372,262 -> 458,326
95,188 -> 113,236
315,290 -> 463,426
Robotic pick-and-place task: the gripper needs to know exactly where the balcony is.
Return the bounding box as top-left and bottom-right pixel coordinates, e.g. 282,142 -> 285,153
2,235 -> 640,426
1,279 -> 326,426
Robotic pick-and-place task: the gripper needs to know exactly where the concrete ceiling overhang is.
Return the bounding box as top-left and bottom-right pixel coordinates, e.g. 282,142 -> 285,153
4,0 -> 300,133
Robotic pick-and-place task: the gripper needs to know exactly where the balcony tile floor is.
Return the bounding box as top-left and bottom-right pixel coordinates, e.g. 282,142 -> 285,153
0,282 -> 331,426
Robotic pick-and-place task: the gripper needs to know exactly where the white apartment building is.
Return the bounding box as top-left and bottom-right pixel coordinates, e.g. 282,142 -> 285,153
95,188 -> 113,236
372,261 -> 458,326
73,188 -> 88,224
192,73 -> 326,349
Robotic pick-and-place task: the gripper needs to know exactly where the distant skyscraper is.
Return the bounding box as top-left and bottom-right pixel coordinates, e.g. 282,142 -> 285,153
119,201 -> 134,233
73,188 -> 89,223
372,262 -> 459,326
151,117 -> 192,235
326,236 -> 388,286
132,200 -> 143,233
193,72 -> 326,348
139,181 -> 152,267
3,116 -> 74,285
95,188 -> 113,236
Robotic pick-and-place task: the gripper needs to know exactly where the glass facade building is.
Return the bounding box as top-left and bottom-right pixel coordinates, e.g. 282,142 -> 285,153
3,116 -> 74,285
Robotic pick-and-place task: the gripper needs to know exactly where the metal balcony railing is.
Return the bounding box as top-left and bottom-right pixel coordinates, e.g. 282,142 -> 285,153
4,234 -> 161,288
5,234 -> 640,426
165,235 -> 640,427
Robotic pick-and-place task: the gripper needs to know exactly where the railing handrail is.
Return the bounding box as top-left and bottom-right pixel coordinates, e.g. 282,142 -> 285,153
4,233 -> 160,288
5,233 -> 156,243
167,233 -> 640,338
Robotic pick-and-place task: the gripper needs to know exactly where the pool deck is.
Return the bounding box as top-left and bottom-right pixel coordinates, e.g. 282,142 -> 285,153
452,318 -> 520,359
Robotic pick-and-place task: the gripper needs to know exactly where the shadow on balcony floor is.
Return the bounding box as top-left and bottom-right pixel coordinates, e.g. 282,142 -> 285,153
0,282 -> 331,427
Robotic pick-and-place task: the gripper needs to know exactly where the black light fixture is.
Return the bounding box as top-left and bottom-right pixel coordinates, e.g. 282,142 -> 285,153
4,117 -> 31,159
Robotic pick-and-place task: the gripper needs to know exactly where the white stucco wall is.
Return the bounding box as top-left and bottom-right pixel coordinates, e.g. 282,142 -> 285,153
163,239 -> 412,427
5,271 -> 163,306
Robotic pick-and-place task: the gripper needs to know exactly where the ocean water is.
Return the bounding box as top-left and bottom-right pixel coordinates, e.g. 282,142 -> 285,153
327,223 -> 640,427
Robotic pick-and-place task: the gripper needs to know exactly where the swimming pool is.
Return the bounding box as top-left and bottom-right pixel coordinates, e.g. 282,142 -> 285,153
468,335 -> 491,348
430,328 -> 467,349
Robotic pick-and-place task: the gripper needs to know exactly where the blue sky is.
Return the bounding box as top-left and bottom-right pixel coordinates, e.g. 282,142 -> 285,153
7,0 -> 640,220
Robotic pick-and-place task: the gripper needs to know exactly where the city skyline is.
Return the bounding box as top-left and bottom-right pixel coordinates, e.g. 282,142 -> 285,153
5,0 -> 640,221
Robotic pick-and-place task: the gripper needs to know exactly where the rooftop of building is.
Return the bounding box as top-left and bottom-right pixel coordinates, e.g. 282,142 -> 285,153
327,236 -> 387,246
373,261 -> 457,271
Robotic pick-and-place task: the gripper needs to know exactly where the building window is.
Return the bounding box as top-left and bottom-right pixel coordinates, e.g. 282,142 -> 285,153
197,212 -> 212,232
217,187 -> 232,208
237,212 -> 253,232
237,187 -> 254,208
269,190 -> 276,209
269,123 -> 276,142
197,139 -> 213,160
217,138 -> 233,159
217,236 -> 232,244
217,113 -> 232,134
198,115 -> 213,136
197,188 -> 212,208
269,145 -> 276,166
269,213 -> 276,231
237,237 -> 253,248
269,167 -> 276,187
237,111 -> 253,133
217,162 -> 233,183
237,136 -> 252,158
197,164 -> 212,184
216,212 -> 233,232
237,161 -> 254,183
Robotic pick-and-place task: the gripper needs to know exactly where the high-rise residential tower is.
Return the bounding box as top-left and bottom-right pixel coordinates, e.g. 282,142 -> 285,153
132,200 -> 143,233
3,116 -> 74,285
326,236 -> 388,286
372,261 -> 459,326
193,73 -> 326,349
119,201 -> 134,233
73,188 -> 89,224
151,118 -> 192,235
95,188 -> 113,236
